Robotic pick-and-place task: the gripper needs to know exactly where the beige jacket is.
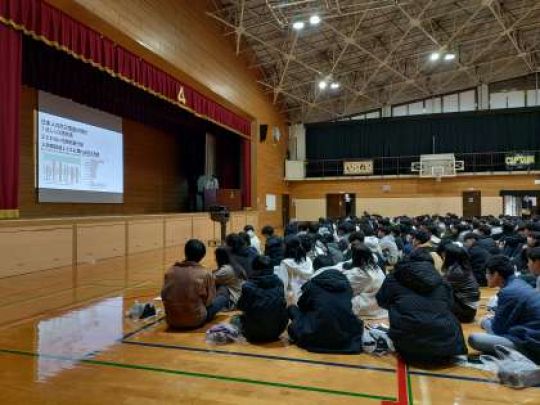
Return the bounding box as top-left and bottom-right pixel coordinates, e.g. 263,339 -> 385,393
417,243 -> 443,273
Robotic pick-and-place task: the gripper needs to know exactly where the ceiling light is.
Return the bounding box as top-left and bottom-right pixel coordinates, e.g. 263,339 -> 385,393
444,53 -> 456,61
292,21 -> 305,30
430,52 -> 440,61
330,82 -> 340,89
309,15 -> 321,25
318,80 -> 327,90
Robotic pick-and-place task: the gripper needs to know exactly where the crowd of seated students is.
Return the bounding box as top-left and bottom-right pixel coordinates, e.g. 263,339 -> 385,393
161,213 -> 540,364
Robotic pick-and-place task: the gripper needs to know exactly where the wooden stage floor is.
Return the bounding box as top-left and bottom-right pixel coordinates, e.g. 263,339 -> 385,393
0,251 -> 538,404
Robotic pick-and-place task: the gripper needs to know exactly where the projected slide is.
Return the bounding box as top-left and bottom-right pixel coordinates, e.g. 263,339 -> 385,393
37,92 -> 123,203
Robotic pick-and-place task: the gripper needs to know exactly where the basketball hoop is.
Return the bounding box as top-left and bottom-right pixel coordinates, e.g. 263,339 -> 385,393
411,154 -> 465,178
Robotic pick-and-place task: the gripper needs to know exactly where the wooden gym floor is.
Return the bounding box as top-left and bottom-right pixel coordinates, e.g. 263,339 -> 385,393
0,247 -> 538,404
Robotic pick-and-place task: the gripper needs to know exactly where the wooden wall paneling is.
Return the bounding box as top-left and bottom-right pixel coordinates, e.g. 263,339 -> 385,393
164,216 -> 193,267
77,222 -> 126,263
0,225 -> 73,278
165,217 -> 193,247
289,175 -> 539,199
245,213 -> 258,230
128,218 -> 165,254
192,215 -> 214,244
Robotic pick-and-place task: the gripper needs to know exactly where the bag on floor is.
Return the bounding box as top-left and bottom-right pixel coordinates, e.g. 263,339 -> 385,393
205,323 -> 244,345
362,324 -> 395,356
480,345 -> 540,388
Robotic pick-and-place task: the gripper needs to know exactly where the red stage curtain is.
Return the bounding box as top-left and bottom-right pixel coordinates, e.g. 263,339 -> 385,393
0,0 -> 251,138
0,23 -> 21,219
242,139 -> 252,207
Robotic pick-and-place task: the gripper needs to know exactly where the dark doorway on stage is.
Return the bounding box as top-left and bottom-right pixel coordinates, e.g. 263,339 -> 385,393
462,191 -> 481,218
326,193 -> 356,219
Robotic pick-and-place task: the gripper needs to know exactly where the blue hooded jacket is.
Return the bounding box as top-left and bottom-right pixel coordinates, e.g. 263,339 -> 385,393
492,276 -> 540,363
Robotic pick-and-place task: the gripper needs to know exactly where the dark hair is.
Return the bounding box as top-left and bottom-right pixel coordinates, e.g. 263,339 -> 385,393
313,255 -> 334,271
351,243 -> 375,268
529,231 -> 540,241
284,237 -> 306,263
486,255 -> 514,279
442,244 -> 472,273
502,221 -> 515,234
261,225 -> 274,236
378,226 -> 390,235
528,247 -> 540,262
239,231 -> 252,247
244,225 -> 254,232
251,255 -> 273,276
348,231 -> 365,244
308,222 -> 319,234
360,223 -> 375,237
298,234 -> 314,254
463,232 -> 478,242
185,239 -> 206,262
215,246 -> 231,268
321,233 -> 335,244
225,233 -> 245,253
413,230 -> 430,244
478,224 -> 492,236
525,221 -> 540,233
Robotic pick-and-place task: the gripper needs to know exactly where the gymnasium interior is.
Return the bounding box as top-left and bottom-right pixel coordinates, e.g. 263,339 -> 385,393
1,0 -> 540,403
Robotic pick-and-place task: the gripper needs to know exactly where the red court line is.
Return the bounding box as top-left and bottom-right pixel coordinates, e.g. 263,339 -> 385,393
381,357 -> 409,405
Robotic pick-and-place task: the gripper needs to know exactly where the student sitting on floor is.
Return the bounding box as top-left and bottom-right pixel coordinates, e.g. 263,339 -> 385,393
376,249 -> 467,363
464,232 -> 491,287
244,224 -> 262,254
342,243 -> 387,319
288,268 -> 364,354
226,233 -> 257,278
279,237 -> 313,305
468,255 -> 540,363
161,239 -> 229,329
236,255 -> 288,343
411,230 -> 443,273
440,244 -> 480,323
528,247 -> 540,291
261,225 -> 285,267
212,247 -> 247,310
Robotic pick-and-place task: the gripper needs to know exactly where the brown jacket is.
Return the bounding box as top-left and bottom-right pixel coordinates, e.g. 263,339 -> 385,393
161,261 -> 216,329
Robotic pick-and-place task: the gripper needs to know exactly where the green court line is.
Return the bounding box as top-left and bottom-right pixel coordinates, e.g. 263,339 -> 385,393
406,364 -> 414,405
0,348 -> 396,402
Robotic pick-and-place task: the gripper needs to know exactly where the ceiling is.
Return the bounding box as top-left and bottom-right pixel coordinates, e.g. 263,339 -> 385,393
209,0 -> 540,123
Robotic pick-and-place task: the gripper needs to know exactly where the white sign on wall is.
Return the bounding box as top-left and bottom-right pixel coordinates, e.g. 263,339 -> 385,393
266,194 -> 276,211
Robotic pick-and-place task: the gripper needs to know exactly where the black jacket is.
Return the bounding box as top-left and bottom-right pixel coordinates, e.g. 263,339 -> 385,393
237,274 -> 288,343
467,244 -> 491,287
376,250 -> 467,363
288,269 -> 364,354
444,264 -> 480,323
502,235 -> 526,266
477,236 -> 500,255
264,236 -> 285,267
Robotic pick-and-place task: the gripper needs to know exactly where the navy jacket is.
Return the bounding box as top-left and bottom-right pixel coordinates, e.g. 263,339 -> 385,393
376,250 -> 467,363
237,274 -> 288,343
288,269 -> 364,354
492,276 -> 540,364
